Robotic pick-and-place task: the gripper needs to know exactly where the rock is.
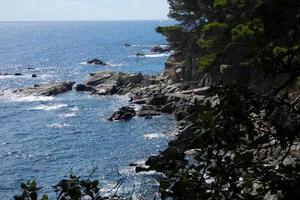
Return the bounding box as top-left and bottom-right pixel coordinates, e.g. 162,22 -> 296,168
135,164 -> 150,173
175,112 -> 188,121
84,73 -> 113,86
108,106 -> 136,121
75,84 -> 95,92
138,105 -> 161,117
16,81 -> 75,96
138,110 -> 161,117
121,73 -> 144,85
87,58 -> 107,66
135,52 -> 145,57
32,74 -> 37,78
78,71 -> 149,96
0,72 -> 25,77
1,73 -> 16,76
151,45 -> 171,53
147,93 -> 168,106
133,98 -> 147,105
162,103 -> 174,114
180,87 -> 211,95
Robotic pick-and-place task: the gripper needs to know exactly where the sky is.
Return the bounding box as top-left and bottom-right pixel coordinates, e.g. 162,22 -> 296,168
0,0 -> 170,21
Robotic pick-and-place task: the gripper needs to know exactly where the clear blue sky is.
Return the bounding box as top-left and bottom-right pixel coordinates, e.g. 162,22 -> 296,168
0,0 -> 170,21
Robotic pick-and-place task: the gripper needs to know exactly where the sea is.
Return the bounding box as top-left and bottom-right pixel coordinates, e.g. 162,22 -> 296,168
0,21 -> 176,199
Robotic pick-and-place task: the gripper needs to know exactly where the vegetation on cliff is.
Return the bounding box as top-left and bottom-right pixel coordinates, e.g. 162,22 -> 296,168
158,0 -> 300,75
150,0 -> 300,199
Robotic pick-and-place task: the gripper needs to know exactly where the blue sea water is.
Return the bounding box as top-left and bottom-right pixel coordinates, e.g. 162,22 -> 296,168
0,21 -> 176,199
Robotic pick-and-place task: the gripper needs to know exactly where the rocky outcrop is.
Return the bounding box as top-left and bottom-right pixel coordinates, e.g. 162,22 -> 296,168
0,73 -> 23,76
151,45 -> 171,53
163,55 -> 185,83
87,58 -> 108,66
15,81 -> 75,96
135,52 -> 145,57
108,106 -> 136,121
76,71 -> 156,95
138,105 -> 161,117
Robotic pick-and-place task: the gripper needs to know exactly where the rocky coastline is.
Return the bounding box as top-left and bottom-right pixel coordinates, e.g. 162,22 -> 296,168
7,44 -> 299,199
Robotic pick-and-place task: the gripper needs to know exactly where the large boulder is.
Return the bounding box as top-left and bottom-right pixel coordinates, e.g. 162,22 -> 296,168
77,71 -> 150,95
121,73 -> 144,85
75,84 -> 95,92
76,72 -> 118,95
15,81 -> 75,96
84,73 -> 113,86
108,106 -> 136,121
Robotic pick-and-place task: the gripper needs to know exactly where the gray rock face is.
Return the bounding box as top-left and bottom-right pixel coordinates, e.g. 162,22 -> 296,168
151,45 -> 171,53
77,71 -> 151,95
147,93 -> 168,106
75,84 -> 95,92
15,81 -> 75,96
137,105 -> 162,118
108,106 -> 136,121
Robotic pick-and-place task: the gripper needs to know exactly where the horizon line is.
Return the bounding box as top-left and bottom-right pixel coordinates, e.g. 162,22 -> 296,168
0,19 -> 173,23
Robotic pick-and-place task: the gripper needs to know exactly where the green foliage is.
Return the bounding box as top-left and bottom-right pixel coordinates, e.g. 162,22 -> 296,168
198,52 -> 220,71
14,181 -> 47,200
53,174 -> 102,200
213,0 -> 228,7
161,0 -> 300,73
154,85 -> 300,200
14,172 -> 123,200
156,25 -> 190,51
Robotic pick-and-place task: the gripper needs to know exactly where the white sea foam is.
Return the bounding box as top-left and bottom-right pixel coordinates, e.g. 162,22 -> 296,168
0,91 -> 54,102
69,106 -> 80,111
47,123 -> 70,128
58,113 -> 76,118
144,53 -> 171,58
31,103 -> 67,111
0,74 -> 32,79
106,62 -> 122,67
80,61 -> 121,67
80,61 -> 88,65
143,133 -> 166,140
0,75 -> 15,79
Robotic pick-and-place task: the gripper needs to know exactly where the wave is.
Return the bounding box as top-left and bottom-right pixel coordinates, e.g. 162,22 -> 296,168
0,91 -> 55,102
80,61 -> 122,67
143,133 -> 166,140
69,106 -> 80,112
105,62 -> 122,67
0,74 -> 32,79
58,112 -> 76,118
80,61 -> 88,65
144,53 -> 171,58
31,103 -> 67,111
47,123 -> 70,129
